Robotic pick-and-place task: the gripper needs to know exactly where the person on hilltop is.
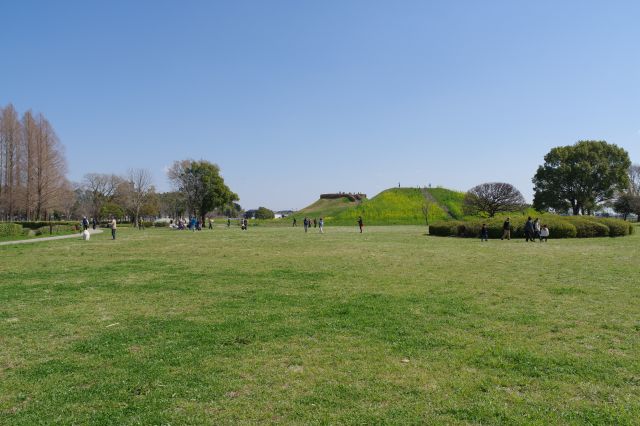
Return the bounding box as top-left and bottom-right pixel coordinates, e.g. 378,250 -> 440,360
480,223 -> 489,242
82,216 -> 89,231
358,216 -> 364,233
524,217 -> 535,242
501,217 -> 511,240
110,217 -> 117,240
540,224 -> 550,242
319,217 -> 324,234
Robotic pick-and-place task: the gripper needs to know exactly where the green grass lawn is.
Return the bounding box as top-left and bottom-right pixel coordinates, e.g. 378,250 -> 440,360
1,225 -> 639,424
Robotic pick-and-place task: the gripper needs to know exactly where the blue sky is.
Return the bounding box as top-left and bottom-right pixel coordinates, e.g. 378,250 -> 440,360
2,1 -> 639,210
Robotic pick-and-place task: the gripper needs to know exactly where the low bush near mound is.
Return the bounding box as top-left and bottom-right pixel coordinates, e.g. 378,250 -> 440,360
562,217 -> 609,238
593,217 -> 631,237
429,215 -> 630,238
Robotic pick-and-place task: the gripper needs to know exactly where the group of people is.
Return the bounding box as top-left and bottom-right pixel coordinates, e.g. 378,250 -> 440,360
292,216 -> 365,234
169,217 -> 201,231
479,217 -> 550,242
81,216 -> 98,231
299,217 -> 324,233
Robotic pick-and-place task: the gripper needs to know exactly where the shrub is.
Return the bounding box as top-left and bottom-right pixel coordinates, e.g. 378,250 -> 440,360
594,217 -> 630,237
429,221 -> 462,236
154,221 -> 169,227
542,218 -> 577,239
0,223 -> 23,237
562,217 -> 609,238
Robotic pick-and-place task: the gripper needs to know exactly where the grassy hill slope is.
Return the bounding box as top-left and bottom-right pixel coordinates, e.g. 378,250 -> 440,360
293,187 -> 465,226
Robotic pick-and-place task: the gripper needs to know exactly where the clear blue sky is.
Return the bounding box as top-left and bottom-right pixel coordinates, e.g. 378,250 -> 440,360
2,1 -> 639,211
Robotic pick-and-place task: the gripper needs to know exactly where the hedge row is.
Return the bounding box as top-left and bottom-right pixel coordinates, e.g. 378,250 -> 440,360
17,221 -> 79,230
0,223 -> 23,237
429,215 -> 633,239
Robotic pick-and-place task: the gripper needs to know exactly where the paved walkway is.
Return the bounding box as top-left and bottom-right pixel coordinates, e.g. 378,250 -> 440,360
0,229 -> 104,246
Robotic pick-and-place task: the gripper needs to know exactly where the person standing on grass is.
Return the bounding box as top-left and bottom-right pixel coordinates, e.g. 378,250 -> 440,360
524,217 -> 535,242
313,218 -> 317,228
319,217 -> 324,234
92,217 -> 97,230
533,218 -> 541,240
208,218 -> 213,229
540,224 -> 549,242
480,223 -> 489,242
110,217 -> 117,240
82,216 -> 89,231
292,217 -> 297,227
501,217 -> 511,240
358,216 -> 364,233
303,217 -> 308,233
227,217 -> 231,227
138,218 -> 144,230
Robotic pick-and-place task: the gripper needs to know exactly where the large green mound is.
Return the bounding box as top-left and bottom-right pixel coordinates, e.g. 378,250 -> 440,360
294,187 -> 465,225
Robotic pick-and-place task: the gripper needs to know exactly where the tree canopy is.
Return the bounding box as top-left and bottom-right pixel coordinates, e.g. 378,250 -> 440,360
168,160 -> 238,223
532,141 -> 631,215
463,182 -> 525,217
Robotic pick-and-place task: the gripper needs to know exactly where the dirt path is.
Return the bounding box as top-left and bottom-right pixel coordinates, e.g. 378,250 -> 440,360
0,229 -> 104,246
421,188 -> 454,219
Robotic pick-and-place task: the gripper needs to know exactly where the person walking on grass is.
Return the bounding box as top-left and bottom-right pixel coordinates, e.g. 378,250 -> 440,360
92,217 -> 97,230
82,216 -> 89,231
480,223 -> 489,242
208,218 -> 213,229
313,218 -> 317,228
533,218 -> 541,240
319,217 -> 324,234
524,217 -> 535,242
501,217 -> 511,240
110,217 -> 117,240
292,217 -> 297,227
540,224 -> 550,242
227,217 -> 231,228
358,216 -> 364,233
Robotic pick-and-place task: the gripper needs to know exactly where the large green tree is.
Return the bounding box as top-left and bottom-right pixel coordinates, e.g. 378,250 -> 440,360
532,141 -> 631,215
168,160 -> 238,224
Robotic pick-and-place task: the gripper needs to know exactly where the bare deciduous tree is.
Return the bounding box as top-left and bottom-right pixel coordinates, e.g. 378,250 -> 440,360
0,104 -> 23,220
463,182 -> 526,217
124,168 -> 154,226
83,173 -> 123,220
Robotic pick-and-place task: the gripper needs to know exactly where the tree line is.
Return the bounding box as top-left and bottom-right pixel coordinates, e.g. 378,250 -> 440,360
461,140 -> 638,220
1,103 -> 242,223
2,104 -> 638,223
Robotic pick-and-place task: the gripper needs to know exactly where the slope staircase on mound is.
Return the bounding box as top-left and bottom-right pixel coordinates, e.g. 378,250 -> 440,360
421,188 -> 455,220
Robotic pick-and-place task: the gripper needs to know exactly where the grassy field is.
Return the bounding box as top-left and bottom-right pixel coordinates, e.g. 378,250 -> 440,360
1,225 -> 639,424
